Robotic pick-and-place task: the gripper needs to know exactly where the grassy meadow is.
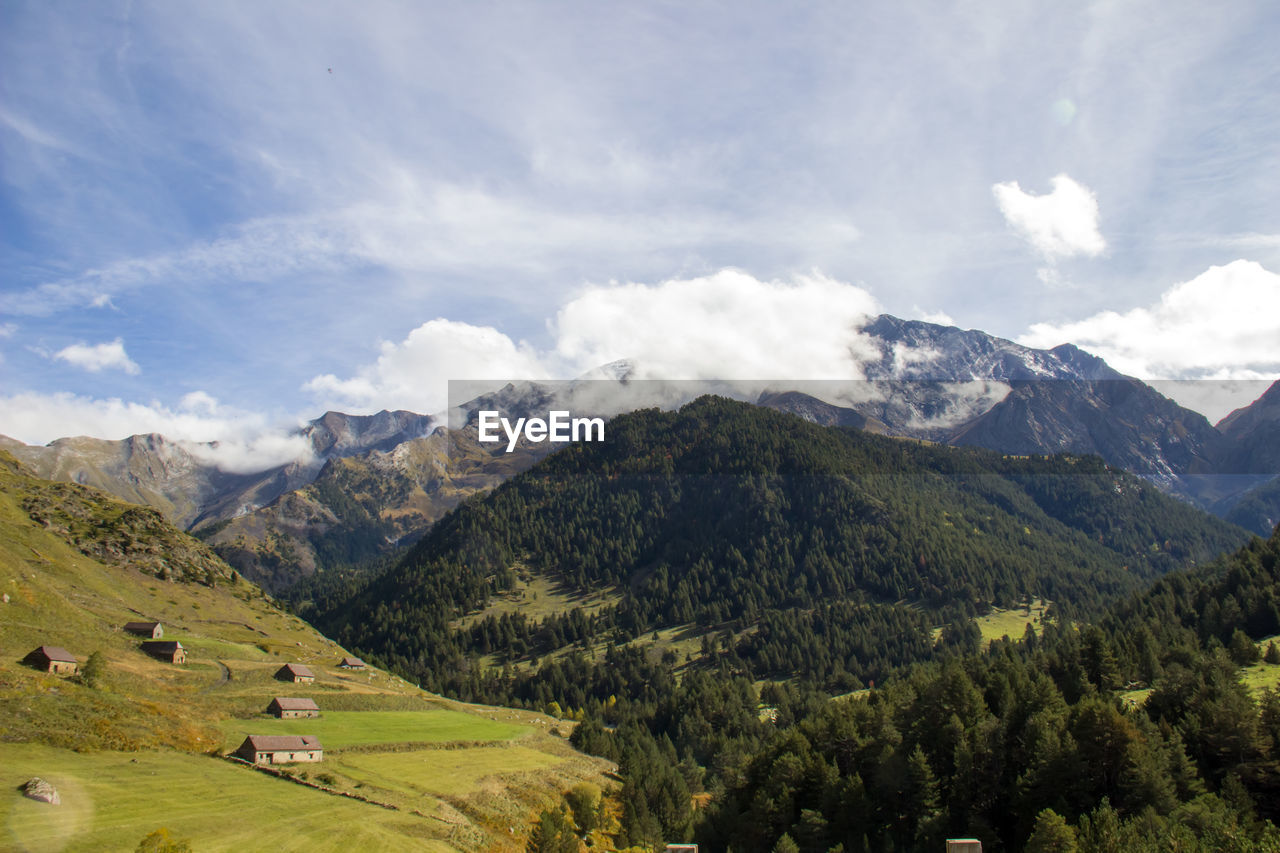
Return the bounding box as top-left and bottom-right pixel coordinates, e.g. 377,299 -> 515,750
1,744 -> 453,853
217,708 -> 530,750
0,453 -> 614,851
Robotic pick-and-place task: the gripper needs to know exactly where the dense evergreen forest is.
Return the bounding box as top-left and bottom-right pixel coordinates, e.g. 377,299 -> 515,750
562,527 -> 1280,851
320,397 -> 1242,691
306,397 -> 1279,849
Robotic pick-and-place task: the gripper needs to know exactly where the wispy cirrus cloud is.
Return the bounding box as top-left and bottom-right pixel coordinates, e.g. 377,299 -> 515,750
0,187 -> 863,317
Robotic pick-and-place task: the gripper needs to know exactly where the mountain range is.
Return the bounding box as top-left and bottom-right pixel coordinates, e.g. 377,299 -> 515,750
4,315 -> 1277,594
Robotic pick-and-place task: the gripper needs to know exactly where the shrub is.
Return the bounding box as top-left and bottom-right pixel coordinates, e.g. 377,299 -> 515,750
80,651 -> 107,689
1265,641 -> 1280,665
136,827 -> 192,852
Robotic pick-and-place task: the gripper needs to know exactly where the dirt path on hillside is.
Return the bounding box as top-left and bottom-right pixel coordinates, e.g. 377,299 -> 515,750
200,660 -> 231,693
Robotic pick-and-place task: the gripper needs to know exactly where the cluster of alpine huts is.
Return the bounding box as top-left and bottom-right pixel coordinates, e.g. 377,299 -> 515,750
232,656 -> 368,766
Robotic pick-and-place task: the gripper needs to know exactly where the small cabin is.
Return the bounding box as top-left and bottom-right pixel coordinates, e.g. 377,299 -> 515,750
141,640 -> 186,664
124,621 -> 163,639
235,734 -> 323,765
275,663 -> 315,683
23,646 -> 78,675
267,697 -> 320,719
337,656 -> 365,670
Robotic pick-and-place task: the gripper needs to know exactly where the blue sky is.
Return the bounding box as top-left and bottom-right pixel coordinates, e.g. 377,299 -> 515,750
2,1 -> 1279,465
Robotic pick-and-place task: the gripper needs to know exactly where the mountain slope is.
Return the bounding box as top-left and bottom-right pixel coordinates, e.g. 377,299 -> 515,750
201,421 -> 555,593
324,397 -> 1248,695
761,319 -> 1276,516
0,431 -> 266,530
947,378 -> 1225,494
0,451 -> 613,851
1,410 -> 437,533
696,525 -> 1280,853
1211,380 -> 1280,534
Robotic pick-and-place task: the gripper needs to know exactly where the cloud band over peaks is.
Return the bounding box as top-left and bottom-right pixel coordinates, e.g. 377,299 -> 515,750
305,271 -> 885,415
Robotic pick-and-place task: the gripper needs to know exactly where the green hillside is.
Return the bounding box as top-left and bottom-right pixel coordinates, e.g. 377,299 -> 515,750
0,451 -> 613,852
324,396 -> 1247,698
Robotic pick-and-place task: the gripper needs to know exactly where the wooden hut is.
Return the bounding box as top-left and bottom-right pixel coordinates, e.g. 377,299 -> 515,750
124,621 -> 163,638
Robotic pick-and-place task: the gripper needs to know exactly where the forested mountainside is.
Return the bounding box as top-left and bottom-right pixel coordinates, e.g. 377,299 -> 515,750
675,525 -> 1280,850
577,526 -> 1280,852
299,397 -> 1280,851
538,530 -> 1280,853
321,397 -> 1244,695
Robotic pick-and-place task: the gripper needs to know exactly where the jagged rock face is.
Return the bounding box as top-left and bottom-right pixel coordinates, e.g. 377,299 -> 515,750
0,410 -> 439,534
783,317 -> 1132,441
203,426 -> 555,592
1216,380 -> 1280,475
861,315 -> 1123,382
5,433 -> 224,527
948,379 -> 1225,495
301,410 -> 435,458
759,318 -> 1269,518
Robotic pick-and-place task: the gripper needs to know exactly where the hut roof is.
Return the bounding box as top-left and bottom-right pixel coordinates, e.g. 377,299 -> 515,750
142,641 -> 184,652
242,735 -> 322,752
278,663 -> 315,677
338,656 -> 365,667
124,621 -> 161,631
33,646 -> 76,662
270,697 -> 320,711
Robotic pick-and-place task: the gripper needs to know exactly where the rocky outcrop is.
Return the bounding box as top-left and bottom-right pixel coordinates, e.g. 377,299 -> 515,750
21,777 -> 60,805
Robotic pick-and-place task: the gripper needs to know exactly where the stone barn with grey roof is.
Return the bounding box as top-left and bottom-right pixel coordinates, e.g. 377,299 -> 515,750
235,735 -> 323,765
23,646 -> 78,675
267,697 -> 320,718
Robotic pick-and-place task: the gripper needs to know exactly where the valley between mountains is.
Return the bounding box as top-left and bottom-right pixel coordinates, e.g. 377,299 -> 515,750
3,319 -> 1280,851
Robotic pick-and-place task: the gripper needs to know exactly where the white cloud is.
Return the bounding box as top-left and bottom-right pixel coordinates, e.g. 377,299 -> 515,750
552,270 -> 882,379
304,318 -> 548,415
53,338 -> 140,374
306,270 -> 885,415
913,308 -> 955,326
0,391 -> 313,474
1019,260 -> 1280,419
993,174 -> 1106,261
